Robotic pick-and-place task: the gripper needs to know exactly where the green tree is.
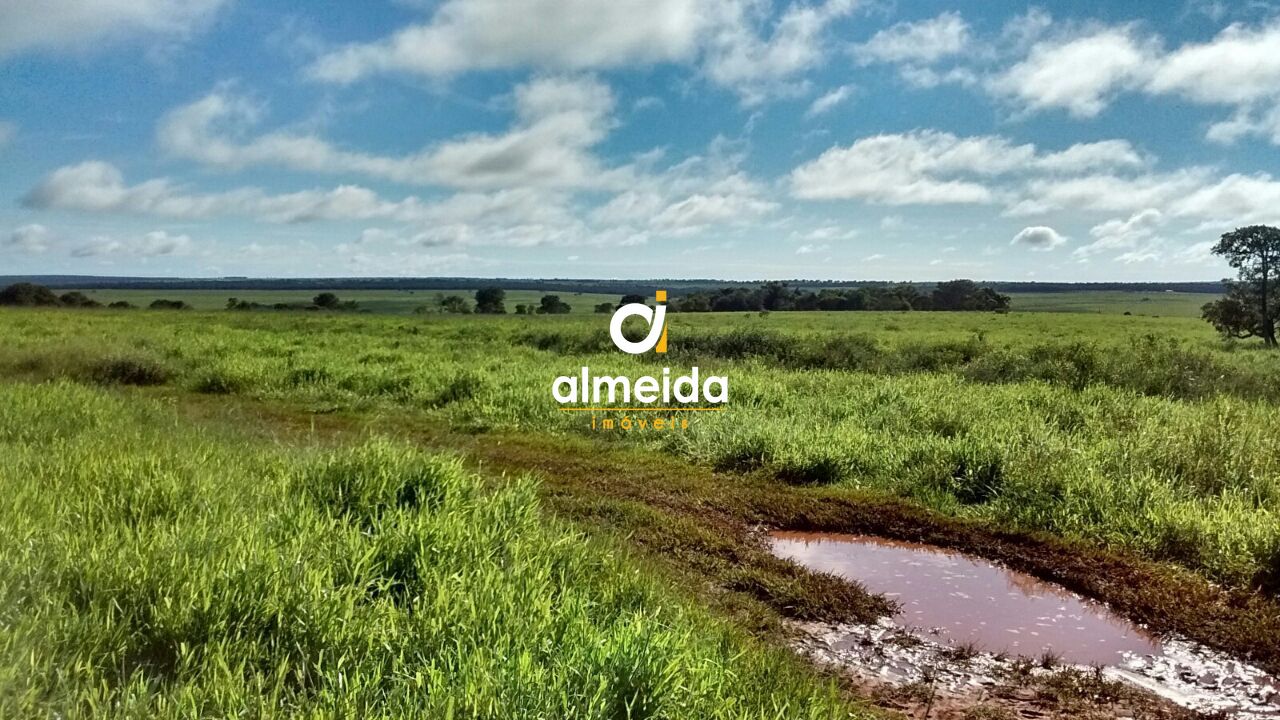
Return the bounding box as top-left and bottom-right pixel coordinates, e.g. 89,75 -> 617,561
313,292 -> 341,309
594,302 -> 614,313
0,283 -> 60,306
474,287 -> 506,314
148,299 -> 190,310
438,295 -> 472,314
536,295 -> 572,314
619,294 -> 646,306
1203,225 -> 1280,346
58,291 -> 101,308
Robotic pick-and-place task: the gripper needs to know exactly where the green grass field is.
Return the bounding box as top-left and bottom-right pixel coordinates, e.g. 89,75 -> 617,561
1005,291 -> 1215,317
0,382 -> 858,718
1,299 -> 1276,716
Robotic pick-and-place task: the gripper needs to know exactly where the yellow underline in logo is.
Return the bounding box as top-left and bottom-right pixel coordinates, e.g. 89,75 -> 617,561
558,407 -> 725,412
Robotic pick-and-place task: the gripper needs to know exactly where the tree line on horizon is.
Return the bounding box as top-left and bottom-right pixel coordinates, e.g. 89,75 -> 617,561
660,279 -> 1010,313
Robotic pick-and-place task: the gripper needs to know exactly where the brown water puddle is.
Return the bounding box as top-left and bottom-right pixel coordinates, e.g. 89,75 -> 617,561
771,531 -> 1163,667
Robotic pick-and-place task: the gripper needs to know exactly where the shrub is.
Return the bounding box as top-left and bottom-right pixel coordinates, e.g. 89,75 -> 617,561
949,456 -> 1004,504
149,299 -> 190,310
799,334 -> 881,370
535,294 -> 572,314
474,287 -> 506,314
313,292 -> 340,309
287,367 -> 331,386
58,291 -> 101,308
0,282 -> 60,306
194,370 -> 245,394
89,356 -> 170,386
433,371 -> 486,407
299,441 -> 464,523
774,455 -> 847,486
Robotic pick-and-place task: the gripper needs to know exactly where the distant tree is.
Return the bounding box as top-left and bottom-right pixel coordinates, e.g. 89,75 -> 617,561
931,280 -> 1011,312
514,304 -> 528,315
672,294 -> 711,312
474,287 -> 506,314
439,294 -> 472,314
759,281 -> 795,311
107,301 -> 135,309
1202,225 -> 1280,346
931,279 -> 982,310
149,299 -> 190,310
619,293 -> 646,306
536,295 -> 572,314
313,292 -> 341,309
594,302 -> 614,313
58,291 -> 101,308
0,282 -> 60,306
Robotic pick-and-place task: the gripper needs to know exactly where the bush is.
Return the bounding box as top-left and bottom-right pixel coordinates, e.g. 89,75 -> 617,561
58,291 -> 101,308
299,441 -> 464,523
535,294 -> 572,314
474,287 -> 506,314
287,367 -> 331,386
313,292 -> 340,309
945,445 -> 1005,505
107,301 -> 135,309
0,282 -> 60,306
432,371 -> 486,407
194,370 -> 245,394
774,455 -> 847,486
799,334 -> 882,370
89,356 -> 170,386
149,299 -> 190,310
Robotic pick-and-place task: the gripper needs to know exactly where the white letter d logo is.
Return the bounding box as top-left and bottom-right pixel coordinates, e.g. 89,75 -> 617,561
609,291 -> 668,354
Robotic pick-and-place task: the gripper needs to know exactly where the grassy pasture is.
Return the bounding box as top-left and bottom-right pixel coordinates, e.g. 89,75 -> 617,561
1006,291 -> 1215,317
2,303 -> 1278,714
1,307 -> 1277,591
0,381 -> 861,718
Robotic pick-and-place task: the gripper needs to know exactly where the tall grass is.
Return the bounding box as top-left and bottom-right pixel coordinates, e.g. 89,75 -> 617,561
1,308 -> 1278,590
0,382 -> 862,718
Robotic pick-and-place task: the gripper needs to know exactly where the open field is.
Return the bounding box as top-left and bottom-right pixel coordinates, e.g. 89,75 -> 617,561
0,381 -> 863,718
3,307 -> 1278,586
1005,291 -> 1216,317
1,305 -> 1277,716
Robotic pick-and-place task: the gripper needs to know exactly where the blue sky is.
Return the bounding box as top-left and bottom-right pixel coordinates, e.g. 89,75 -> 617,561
3,0 -> 1280,281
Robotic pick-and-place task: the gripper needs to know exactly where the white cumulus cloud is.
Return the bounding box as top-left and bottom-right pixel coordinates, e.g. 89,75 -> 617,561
7,224 -> 53,253
987,25 -> 1157,118
852,12 -> 970,65
159,76 -> 623,190
71,230 -> 192,258
806,85 -> 855,117
1011,225 -> 1066,251
0,0 -> 227,58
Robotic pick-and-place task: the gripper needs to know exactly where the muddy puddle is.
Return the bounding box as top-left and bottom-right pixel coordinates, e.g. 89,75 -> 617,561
771,531 -> 1280,717
772,530 -> 1160,665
